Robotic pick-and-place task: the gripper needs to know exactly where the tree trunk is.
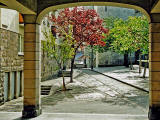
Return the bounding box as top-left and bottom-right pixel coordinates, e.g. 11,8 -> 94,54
91,45 -> 94,70
96,51 -> 99,68
70,54 -> 76,83
129,53 -> 134,70
124,52 -> 129,67
143,55 -> 148,78
84,58 -> 87,68
70,58 -> 74,83
139,54 -> 142,74
62,71 -> 66,91
135,50 -> 140,64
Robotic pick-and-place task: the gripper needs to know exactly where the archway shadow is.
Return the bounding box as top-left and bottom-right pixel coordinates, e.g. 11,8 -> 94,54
14,117 -> 34,120
13,117 -> 27,120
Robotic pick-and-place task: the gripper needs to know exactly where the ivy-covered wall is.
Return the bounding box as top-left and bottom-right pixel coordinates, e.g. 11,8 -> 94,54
41,43 -> 59,81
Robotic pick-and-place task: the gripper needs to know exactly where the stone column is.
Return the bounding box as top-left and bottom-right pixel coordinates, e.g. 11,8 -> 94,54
149,13 -> 160,120
22,14 -> 41,118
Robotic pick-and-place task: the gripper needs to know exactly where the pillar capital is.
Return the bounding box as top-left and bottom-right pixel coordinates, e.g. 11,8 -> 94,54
150,13 -> 160,23
23,14 -> 38,24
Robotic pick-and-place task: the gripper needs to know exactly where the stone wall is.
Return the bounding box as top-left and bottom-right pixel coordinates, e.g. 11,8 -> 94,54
0,68 -> 3,104
84,6 -> 141,20
41,44 -> 59,81
97,6 -> 141,19
0,28 -> 23,104
98,51 -> 124,66
98,51 -> 135,66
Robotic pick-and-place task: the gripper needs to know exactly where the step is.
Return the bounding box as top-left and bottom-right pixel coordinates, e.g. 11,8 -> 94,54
41,87 -> 51,90
41,85 -> 52,95
41,92 -> 50,95
41,89 -> 50,91
41,92 -> 49,95
41,85 -> 52,88
41,86 -> 52,88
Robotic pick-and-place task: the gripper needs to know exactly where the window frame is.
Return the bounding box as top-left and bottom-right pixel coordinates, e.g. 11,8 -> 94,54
18,34 -> 24,56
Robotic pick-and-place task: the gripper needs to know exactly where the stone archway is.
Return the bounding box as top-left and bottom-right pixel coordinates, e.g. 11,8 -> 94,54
36,2 -> 151,24
35,3 -> 160,119
1,0 -> 160,119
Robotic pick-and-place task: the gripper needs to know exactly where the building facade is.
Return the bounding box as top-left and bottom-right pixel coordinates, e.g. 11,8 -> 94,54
0,8 -> 24,104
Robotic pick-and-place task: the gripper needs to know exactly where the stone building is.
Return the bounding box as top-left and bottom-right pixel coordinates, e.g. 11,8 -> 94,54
85,6 -> 141,19
0,8 -> 24,104
0,8 -> 59,106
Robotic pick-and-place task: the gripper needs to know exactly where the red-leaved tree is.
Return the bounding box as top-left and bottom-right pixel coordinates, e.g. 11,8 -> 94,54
49,7 -> 108,82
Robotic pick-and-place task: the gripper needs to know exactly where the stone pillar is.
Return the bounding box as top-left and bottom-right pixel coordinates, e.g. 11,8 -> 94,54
22,15 -> 41,118
149,13 -> 160,120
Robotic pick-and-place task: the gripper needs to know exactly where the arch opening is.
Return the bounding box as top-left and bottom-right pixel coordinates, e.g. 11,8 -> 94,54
37,2 -> 151,24
39,4 -> 150,116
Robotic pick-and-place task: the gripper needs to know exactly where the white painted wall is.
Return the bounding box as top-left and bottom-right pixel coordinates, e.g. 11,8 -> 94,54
0,8 -> 19,33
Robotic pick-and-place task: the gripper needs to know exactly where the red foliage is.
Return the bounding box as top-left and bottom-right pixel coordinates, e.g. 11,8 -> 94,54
49,7 -> 108,47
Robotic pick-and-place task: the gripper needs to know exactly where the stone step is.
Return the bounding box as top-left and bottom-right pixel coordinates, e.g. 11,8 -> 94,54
41,85 -> 52,95
41,91 -> 50,95
41,92 -> 49,95
41,87 -> 51,90
41,85 -> 52,88
41,89 -> 50,91
41,90 -> 50,92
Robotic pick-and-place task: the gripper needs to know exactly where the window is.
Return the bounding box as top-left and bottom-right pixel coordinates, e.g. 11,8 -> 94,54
18,34 -> 24,55
17,71 -> 23,97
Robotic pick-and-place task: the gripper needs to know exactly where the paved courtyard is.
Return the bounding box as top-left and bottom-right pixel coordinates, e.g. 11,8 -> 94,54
0,66 -> 149,119
94,65 -> 149,91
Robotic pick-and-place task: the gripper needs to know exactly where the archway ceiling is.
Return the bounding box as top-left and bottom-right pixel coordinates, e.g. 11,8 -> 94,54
0,0 -> 160,14
0,2 -> 7,8
151,0 -> 160,13
0,0 -> 35,14
37,0 -> 151,14
16,0 -> 37,13
16,0 -> 160,14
